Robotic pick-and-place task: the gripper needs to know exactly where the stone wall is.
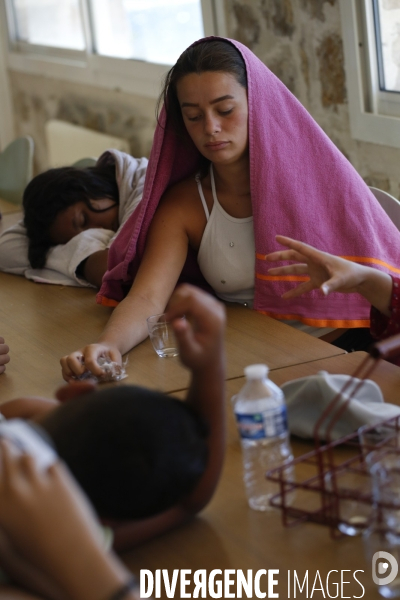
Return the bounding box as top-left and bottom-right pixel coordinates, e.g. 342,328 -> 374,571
8,0 -> 400,198
10,72 -> 157,174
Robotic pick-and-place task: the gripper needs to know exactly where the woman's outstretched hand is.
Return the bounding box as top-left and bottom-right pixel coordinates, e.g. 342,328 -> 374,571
266,235 -> 371,299
60,344 -> 122,382
266,235 -> 393,316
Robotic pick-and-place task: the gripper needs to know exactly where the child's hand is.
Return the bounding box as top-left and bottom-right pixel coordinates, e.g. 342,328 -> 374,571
0,337 -> 10,374
0,442 -> 134,600
0,442 -> 104,565
266,235 -> 368,299
165,284 -> 226,371
0,442 -> 108,594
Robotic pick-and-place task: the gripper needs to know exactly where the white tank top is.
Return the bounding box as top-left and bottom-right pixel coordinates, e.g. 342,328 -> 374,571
196,166 -> 255,307
195,167 -> 334,338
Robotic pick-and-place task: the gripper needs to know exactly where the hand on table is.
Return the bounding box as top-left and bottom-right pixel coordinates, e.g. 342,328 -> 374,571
60,344 -> 122,382
0,336 -> 10,374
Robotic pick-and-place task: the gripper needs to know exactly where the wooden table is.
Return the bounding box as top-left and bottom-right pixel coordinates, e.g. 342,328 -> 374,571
122,353 -> 400,599
0,207 -> 23,234
0,198 -> 22,216
0,272 -> 345,402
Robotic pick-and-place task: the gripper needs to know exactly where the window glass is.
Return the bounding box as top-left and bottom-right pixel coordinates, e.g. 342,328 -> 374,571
12,0 -> 86,49
374,0 -> 400,92
90,0 -> 204,64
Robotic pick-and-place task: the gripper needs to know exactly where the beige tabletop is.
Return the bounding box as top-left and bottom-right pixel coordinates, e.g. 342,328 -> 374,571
0,271 -> 345,402
0,208 -> 23,235
0,198 -> 22,216
122,352 -> 400,599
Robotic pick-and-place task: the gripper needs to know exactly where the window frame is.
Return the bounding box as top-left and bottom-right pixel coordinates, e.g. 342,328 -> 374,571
339,0 -> 400,149
0,0 -> 226,99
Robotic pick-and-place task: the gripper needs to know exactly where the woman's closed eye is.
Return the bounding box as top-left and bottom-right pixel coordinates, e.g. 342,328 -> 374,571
219,108 -> 233,116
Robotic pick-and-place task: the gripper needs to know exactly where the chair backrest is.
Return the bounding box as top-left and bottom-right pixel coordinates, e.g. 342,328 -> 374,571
72,157 -> 98,168
45,120 -> 130,167
369,186 -> 400,232
0,136 -> 34,205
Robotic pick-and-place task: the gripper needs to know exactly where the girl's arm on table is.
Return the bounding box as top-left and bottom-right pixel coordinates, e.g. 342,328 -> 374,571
60,197 -> 191,380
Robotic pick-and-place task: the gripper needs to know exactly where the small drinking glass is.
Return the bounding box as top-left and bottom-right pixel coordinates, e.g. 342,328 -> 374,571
146,313 -> 179,358
324,469 -> 372,536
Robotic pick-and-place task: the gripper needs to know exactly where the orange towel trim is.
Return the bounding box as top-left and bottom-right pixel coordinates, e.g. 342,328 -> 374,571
256,274 -> 309,282
98,297 -> 119,308
257,310 -> 370,328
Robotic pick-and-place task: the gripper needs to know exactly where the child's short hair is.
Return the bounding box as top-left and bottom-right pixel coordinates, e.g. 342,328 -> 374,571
40,386 -> 208,519
23,164 -> 119,269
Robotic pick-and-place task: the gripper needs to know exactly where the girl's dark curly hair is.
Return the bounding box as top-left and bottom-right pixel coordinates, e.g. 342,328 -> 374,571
23,164 -> 119,269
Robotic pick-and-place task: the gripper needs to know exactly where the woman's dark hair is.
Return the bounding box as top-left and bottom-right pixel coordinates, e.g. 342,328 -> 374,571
23,164 -> 119,269
157,39 -> 248,138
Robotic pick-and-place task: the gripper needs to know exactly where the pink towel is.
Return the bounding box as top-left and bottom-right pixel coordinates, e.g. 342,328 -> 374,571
98,37 -> 400,328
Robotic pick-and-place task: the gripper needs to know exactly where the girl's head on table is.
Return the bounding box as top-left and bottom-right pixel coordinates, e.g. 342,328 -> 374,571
159,39 -> 249,173
23,164 -> 119,268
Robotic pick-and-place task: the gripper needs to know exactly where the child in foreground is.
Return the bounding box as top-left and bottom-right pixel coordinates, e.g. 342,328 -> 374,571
266,235 -> 397,348
0,442 -> 141,600
0,284 -> 226,586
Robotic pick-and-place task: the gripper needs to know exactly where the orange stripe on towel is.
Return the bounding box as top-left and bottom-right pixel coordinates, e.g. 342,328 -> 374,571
256,311 -> 370,329
98,297 -> 119,308
256,274 -> 309,282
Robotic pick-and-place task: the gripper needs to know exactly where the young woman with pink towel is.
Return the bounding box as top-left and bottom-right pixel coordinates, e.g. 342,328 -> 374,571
61,37 -> 400,380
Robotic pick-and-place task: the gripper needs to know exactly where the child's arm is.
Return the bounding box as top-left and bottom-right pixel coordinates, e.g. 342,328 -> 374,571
0,442 -> 139,600
0,336 -> 10,374
111,285 -> 226,551
0,398 -> 60,421
266,235 -> 393,316
166,284 -> 226,512
77,249 -> 109,288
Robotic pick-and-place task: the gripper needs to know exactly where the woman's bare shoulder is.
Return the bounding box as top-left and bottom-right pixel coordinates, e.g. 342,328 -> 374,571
160,175 -> 199,208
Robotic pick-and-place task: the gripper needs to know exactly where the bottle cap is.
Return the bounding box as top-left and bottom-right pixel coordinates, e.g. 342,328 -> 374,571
244,364 -> 269,379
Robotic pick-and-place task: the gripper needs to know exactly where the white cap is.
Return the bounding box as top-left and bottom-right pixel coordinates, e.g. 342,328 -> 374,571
244,364 -> 269,379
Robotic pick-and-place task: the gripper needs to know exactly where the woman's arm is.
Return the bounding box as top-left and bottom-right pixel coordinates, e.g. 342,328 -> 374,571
60,194 -> 193,380
266,235 -> 393,316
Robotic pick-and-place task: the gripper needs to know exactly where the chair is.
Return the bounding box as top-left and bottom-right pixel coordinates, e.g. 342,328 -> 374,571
45,120 -> 130,167
0,136 -> 34,205
72,157 -> 97,168
369,186 -> 400,231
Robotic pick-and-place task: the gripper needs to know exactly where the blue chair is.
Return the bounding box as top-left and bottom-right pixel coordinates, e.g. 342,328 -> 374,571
0,136 -> 34,205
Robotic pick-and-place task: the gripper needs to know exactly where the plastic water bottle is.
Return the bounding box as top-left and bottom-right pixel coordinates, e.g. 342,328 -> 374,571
232,364 -> 294,511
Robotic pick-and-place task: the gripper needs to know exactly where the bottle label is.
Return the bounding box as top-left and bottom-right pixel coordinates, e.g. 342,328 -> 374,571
235,406 -> 288,440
